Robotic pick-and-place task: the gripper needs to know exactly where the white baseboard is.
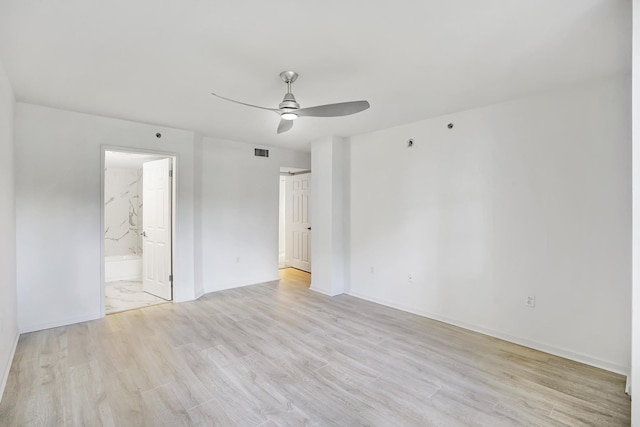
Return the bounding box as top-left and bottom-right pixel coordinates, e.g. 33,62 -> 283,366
203,276 -> 281,295
626,376 -> 631,396
309,284 -> 343,297
347,290 -> 629,376
193,288 -> 205,300
0,332 -> 19,403
20,313 -> 100,334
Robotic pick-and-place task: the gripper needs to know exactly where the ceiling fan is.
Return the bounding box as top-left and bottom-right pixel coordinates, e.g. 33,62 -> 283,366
211,71 -> 370,134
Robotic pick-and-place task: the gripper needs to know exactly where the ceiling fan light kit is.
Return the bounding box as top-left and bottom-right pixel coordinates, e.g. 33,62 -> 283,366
211,70 -> 370,134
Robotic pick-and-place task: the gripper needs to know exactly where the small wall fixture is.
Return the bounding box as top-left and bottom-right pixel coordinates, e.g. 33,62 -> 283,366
155,133 -> 162,138
407,139 -> 414,147
447,123 -> 454,129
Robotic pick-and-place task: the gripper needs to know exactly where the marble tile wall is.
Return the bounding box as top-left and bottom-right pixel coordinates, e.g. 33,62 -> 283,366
104,167 -> 143,257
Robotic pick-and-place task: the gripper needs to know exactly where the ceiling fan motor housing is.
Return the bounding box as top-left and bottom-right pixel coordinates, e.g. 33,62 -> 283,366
279,92 -> 300,110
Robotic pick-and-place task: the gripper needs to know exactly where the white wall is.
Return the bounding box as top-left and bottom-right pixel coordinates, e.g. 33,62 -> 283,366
194,137 -> 310,293
15,103 -> 196,332
632,0 -> 640,421
310,136 -> 347,296
0,60 -> 17,399
349,75 -> 631,374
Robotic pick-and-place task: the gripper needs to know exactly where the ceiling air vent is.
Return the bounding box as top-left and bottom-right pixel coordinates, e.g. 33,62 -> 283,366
254,148 -> 269,158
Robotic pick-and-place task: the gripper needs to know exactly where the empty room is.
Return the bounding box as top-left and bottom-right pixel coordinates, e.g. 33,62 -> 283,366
0,0 -> 638,426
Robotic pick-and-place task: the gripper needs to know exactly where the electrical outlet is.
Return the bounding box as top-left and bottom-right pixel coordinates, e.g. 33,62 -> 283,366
408,274 -> 413,283
370,266 -> 375,274
236,257 -> 240,263
525,296 -> 535,308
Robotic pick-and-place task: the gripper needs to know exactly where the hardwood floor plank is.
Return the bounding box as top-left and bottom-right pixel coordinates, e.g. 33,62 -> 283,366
140,384 -> 192,427
187,397 -> 258,427
0,268 -> 631,426
66,359 -> 114,427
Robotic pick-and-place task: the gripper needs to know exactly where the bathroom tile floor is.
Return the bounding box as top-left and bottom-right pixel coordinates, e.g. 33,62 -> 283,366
105,280 -> 167,314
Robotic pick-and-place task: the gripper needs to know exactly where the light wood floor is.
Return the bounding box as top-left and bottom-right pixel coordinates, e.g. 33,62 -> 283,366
0,268 -> 630,426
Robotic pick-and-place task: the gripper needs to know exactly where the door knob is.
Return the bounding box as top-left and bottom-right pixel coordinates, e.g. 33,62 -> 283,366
141,231 -> 147,237
307,227 -> 311,230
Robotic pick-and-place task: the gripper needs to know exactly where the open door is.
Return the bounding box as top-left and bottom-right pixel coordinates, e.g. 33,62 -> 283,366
142,158 -> 173,300
290,173 -> 311,272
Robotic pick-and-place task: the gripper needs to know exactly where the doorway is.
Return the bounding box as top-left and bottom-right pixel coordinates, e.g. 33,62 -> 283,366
279,167 -> 312,273
102,150 -> 175,314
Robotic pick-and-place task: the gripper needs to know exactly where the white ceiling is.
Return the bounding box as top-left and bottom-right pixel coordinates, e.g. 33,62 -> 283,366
0,0 -> 631,152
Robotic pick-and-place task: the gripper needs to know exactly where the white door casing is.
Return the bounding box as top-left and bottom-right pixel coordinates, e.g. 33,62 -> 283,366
290,173 -> 311,272
142,158 -> 173,300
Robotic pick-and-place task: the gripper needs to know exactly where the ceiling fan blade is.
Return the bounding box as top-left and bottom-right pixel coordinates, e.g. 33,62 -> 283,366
211,92 -> 279,112
277,119 -> 294,134
296,100 -> 370,118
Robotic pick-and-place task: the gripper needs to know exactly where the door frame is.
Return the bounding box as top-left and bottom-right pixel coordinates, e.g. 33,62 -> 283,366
100,145 -> 177,317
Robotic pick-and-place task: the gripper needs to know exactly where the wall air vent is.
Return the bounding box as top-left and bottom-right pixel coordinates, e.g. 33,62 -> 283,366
254,148 -> 269,158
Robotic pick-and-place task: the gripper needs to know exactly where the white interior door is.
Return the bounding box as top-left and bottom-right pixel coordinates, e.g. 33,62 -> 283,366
290,173 -> 311,272
142,158 -> 172,300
